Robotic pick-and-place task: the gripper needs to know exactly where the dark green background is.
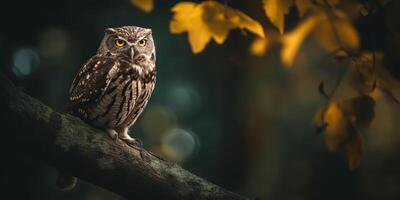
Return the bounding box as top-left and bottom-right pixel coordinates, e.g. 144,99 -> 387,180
1,0 -> 400,200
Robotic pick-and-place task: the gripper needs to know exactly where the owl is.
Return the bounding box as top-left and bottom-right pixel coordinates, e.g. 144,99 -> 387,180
69,26 -> 156,144
57,26 -> 156,190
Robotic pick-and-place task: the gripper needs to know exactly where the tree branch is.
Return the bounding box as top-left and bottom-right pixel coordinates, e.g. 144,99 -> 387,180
0,74 -> 248,200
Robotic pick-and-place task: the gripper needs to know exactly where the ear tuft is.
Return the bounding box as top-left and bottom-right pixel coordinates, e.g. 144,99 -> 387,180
104,28 -> 116,34
143,28 -> 152,35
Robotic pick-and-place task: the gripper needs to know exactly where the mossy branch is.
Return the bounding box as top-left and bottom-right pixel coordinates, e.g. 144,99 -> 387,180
0,74 -> 248,200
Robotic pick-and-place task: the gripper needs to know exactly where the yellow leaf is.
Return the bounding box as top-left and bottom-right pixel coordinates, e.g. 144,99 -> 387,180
321,95 -> 375,170
228,9 -> 265,39
170,3 -> 197,34
324,101 -> 349,152
314,11 -> 360,52
294,0 -> 340,17
351,52 -> 400,102
170,1 -> 265,53
281,11 -> 359,67
281,13 -> 323,67
250,37 -> 269,56
170,2 -> 210,53
131,0 -> 153,13
349,52 -> 377,94
313,107 -> 328,133
263,0 -> 294,34
294,0 -> 314,17
336,0 -> 368,19
340,95 -> 375,128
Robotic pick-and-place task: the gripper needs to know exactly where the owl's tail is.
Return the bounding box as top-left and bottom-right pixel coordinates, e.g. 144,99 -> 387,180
56,173 -> 78,190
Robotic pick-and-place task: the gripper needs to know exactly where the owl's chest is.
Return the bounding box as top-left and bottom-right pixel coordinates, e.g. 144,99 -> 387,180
88,72 -> 155,127
120,78 -> 155,127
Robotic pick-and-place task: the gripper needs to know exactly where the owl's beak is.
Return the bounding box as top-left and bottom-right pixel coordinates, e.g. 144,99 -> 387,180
130,47 -> 135,61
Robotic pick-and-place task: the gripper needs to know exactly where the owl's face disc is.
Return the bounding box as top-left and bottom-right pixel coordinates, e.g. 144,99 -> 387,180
97,26 -> 156,68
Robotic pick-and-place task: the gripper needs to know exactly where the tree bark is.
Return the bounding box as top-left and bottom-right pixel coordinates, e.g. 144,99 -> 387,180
0,74 -> 248,200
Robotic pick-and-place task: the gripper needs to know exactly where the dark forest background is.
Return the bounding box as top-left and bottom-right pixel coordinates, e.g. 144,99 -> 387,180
1,0 -> 400,200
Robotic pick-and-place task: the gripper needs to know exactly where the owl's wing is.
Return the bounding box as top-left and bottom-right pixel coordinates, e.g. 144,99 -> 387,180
68,55 -> 119,113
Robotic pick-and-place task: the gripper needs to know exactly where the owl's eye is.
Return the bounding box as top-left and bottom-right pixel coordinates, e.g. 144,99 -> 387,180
114,39 -> 126,47
137,39 -> 147,47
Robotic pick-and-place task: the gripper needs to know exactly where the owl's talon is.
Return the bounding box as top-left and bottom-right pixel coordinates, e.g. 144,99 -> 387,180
107,129 -> 118,140
120,136 -> 142,147
118,128 -> 142,147
133,138 -> 143,147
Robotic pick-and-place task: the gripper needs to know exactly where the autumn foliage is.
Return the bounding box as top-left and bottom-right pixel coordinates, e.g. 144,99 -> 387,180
130,0 -> 399,170
170,1 -> 265,53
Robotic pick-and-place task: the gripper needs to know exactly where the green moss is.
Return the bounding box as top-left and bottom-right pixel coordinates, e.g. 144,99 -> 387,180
97,157 -> 115,170
55,114 -> 111,154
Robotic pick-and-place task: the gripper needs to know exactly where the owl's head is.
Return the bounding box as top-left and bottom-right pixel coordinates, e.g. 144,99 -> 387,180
97,26 -> 156,64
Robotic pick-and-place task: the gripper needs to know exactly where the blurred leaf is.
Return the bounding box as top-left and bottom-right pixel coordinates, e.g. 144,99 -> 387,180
336,0 -> 369,19
281,13 -> 323,66
350,52 -> 400,102
313,107 -> 327,133
333,49 -> 350,61
349,52 -> 377,94
294,0 -> 340,17
314,11 -> 360,52
130,0 -> 153,13
323,101 -> 350,152
318,81 -> 329,98
295,0 -> 314,17
375,60 -> 400,103
340,95 -> 375,128
250,37 -> 269,56
320,95 -> 375,170
294,0 -> 367,20
170,1 -> 265,53
276,0 -> 360,67
263,0 -> 294,34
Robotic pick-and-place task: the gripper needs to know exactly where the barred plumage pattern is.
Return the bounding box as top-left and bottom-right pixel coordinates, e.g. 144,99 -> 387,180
59,26 -> 156,191
68,26 -> 156,143
69,55 -> 156,131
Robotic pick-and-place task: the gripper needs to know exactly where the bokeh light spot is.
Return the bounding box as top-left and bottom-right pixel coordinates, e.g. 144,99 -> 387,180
167,85 -> 201,115
141,105 -> 178,142
38,28 -> 69,60
161,128 -> 200,162
12,48 -> 39,77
